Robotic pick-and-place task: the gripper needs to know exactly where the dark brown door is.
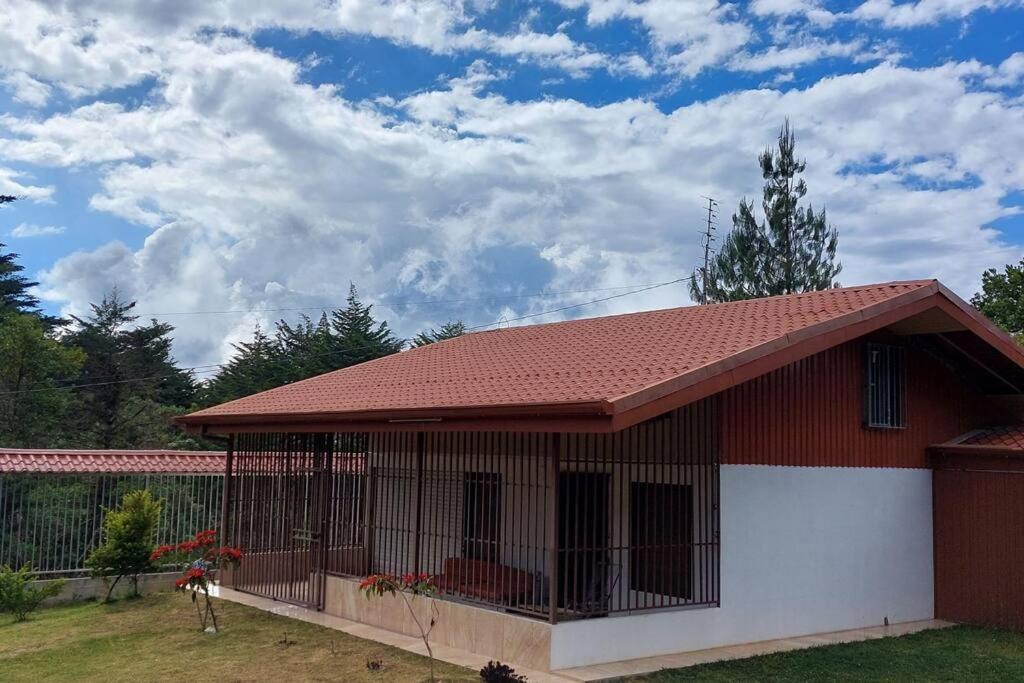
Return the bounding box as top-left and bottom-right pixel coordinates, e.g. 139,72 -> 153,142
558,471 -> 610,613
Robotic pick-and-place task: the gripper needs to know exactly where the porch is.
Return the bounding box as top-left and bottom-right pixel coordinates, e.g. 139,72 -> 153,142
219,403 -> 720,635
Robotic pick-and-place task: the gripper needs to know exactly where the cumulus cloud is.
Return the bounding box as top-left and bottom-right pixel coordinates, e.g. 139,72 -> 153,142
9,222 -> 65,237
0,40 -> 1016,365
0,0 -> 630,107
560,0 -> 753,76
851,0 -> 1022,27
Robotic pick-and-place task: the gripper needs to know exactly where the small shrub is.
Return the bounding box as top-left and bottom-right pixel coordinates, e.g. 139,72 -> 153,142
151,529 -> 242,632
361,573 -> 440,682
0,564 -> 66,622
85,489 -> 163,601
480,660 -> 528,682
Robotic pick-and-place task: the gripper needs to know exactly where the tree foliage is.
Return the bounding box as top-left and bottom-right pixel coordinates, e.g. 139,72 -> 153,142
201,284 -> 404,405
691,120 -> 841,304
972,259 -> 1024,342
85,489 -> 163,601
413,320 -> 466,347
0,313 -> 86,447
63,292 -> 197,448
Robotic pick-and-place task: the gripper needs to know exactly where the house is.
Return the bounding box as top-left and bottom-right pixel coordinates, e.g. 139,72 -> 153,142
178,280 -> 1024,672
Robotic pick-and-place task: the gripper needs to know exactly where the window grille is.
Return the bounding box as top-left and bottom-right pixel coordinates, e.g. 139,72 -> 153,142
865,343 -> 906,428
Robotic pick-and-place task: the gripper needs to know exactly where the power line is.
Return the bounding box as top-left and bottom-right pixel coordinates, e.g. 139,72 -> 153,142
0,276 -> 692,397
132,281 -> 684,318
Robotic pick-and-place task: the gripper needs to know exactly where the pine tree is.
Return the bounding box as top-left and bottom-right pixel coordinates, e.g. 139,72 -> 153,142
200,285 -> 405,405
0,197 -> 62,326
329,284 -> 404,365
691,120 -> 841,304
413,320 -> 466,346
63,291 -> 196,448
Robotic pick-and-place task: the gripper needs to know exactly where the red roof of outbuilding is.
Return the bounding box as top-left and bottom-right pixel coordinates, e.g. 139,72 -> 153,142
179,279 -> 1024,434
0,449 -> 225,474
955,426 -> 1024,451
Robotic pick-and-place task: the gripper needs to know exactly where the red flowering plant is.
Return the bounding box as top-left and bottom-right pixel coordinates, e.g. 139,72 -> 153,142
361,572 -> 440,681
151,529 -> 242,633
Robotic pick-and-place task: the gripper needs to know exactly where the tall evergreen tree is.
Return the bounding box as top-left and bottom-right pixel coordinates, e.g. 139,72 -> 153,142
0,197 -> 62,326
63,291 -> 196,448
329,284 -> 404,365
413,320 -> 466,346
691,120 -> 841,304
0,313 -> 85,447
201,325 -> 291,405
200,285 -> 405,405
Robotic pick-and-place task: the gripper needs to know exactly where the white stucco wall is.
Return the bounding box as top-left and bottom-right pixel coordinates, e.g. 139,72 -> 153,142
550,464 -> 935,669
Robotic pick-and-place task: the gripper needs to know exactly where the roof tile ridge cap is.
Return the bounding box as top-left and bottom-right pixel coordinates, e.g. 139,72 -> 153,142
603,284 -> 935,407
680,279 -> 935,311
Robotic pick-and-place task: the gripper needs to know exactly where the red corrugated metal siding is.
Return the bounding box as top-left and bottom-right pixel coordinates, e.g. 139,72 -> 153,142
719,339 -> 987,468
934,460 -> 1024,630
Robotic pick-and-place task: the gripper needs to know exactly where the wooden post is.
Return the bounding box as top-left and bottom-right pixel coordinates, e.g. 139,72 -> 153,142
547,433 -> 561,624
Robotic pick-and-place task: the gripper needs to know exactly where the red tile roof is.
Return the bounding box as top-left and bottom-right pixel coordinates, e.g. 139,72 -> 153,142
959,426 -> 1024,451
0,449 -> 225,474
179,279 -> 1024,433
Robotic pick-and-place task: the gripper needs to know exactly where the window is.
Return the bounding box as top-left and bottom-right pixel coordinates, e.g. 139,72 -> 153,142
629,482 -> 692,599
462,472 -> 501,561
865,343 -> 906,428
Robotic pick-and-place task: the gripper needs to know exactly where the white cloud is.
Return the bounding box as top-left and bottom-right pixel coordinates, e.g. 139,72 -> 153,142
985,52 -> 1024,88
0,42 -> 1014,366
731,39 -> 867,72
9,222 -> 65,237
0,0 -> 631,108
559,0 -> 753,76
0,166 -> 53,202
851,0 -> 1022,28
750,0 -> 839,25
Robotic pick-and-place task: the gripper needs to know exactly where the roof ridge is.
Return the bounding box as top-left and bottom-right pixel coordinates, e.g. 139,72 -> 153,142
465,279 -> 937,336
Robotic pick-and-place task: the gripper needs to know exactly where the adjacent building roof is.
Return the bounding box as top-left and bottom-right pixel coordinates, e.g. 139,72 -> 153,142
0,449 -> 226,474
179,279 -> 1024,434
933,426 -> 1024,457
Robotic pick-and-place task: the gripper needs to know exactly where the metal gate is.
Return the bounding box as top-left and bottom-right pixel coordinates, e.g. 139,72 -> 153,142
933,451 -> 1024,630
224,433 -> 335,609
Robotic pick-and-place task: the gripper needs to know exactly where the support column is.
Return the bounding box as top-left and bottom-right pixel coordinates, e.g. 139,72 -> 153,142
547,433 -> 561,624
413,431 -> 425,574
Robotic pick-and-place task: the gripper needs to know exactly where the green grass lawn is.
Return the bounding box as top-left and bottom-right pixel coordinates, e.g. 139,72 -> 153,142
0,593 -> 474,682
6,597 -> 1024,683
638,626 -> 1024,681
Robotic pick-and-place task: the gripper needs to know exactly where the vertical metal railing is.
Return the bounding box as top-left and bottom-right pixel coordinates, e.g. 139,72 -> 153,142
0,473 -> 223,576
223,401 -> 721,622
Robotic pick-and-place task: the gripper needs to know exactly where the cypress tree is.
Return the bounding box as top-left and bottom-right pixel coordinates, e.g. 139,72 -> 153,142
413,320 -> 466,347
691,120 -> 841,304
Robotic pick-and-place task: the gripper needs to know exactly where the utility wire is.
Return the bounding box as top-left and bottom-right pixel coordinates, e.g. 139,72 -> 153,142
1,276 -> 692,397
132,281 -> 681,318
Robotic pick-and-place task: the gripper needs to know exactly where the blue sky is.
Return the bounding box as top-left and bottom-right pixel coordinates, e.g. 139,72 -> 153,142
2,0 -> 1024,366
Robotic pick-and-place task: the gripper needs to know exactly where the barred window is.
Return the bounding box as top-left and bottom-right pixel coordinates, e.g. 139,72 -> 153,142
865,343 -> 906,428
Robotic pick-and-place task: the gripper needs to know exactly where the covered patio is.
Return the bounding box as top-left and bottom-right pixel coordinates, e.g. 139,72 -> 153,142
218,400 -> 720,625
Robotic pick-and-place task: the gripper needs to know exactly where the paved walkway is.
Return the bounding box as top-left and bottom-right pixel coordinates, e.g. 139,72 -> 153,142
554,618 -> 954,681
210,586 -> 951,682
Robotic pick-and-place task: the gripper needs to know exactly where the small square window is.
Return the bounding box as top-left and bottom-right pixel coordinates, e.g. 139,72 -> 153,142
865,343 -> 906,428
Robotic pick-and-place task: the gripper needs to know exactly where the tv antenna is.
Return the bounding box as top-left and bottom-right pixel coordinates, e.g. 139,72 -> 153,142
698,195 -> 718,305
